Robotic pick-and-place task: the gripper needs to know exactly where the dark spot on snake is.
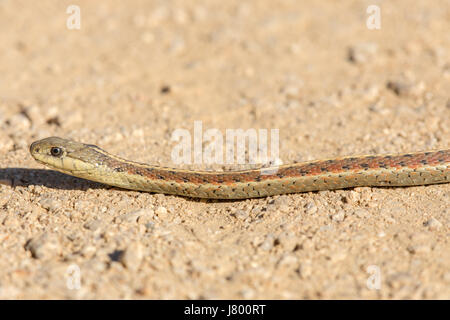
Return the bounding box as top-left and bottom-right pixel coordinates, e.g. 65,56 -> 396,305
342,165 -> 350,170
114,167 -> 124,172
420,160 -> 428,164
320,167 -> 327,172
360,163 -> 369,168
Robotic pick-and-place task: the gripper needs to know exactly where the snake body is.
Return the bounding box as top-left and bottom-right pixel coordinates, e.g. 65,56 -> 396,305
29,137 -> 450,199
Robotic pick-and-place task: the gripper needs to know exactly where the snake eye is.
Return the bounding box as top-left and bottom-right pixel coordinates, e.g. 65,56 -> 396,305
50,147 -> 63,157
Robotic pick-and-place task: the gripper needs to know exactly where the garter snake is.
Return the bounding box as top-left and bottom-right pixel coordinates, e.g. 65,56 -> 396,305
29,137 -> 450,199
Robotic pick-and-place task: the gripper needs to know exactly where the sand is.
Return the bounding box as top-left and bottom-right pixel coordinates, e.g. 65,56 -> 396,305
0,0 -> 449,299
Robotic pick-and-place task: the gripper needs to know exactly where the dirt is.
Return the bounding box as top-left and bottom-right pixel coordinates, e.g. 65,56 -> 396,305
0,0 -> 449,299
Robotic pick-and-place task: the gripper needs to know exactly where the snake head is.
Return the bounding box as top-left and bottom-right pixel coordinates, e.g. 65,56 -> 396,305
29,137 -> 101,175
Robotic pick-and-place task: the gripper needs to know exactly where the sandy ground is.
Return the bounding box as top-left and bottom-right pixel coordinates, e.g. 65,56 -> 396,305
0,0 -> 449,299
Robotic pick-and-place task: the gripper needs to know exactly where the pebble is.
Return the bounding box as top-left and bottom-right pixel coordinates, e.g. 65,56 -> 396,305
7,113 -> 31,130
259,234 -> 276,251
25,233 -> 61,260
328,250 -> 347,262
120,242 -> 144,271
239,288 -> 255,299
305,202 -> 317,215
347,43 -> 378,64
115,208 -> 154,224
354,208 -> 369,218
423,217 -> 442,230
277,254 -> 298,267
331,210 -> 345,222
155,206 -> 169,219
281,85 -> 301,99
39,198 -> 61,213
234,209 -> 249,220
407,244 -> 431,254
386,80 -> 425,97
83,219 -> 103,231
297,261 -> 313,278
387,272 -> 413,289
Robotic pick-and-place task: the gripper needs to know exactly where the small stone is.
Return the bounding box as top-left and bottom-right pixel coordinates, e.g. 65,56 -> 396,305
305,202 -> 317,214
259,234 -> 276,251
354,208 -> 369,218
83,219 -> 102,231
120,242 -> 144,271
328,250 -> 347,262
39,198 -> 61,213
7,113 -> 31,130
347,43 -> 378,64
239,288 -> 255,299
297,261 -> 313,278
423,217 -> 442,230
116,209 -> 154,224
155,206 -> 168,219
387,272 -> 413,289
386,80 -> 425,97
407,244 -> 431,254
281,85 -> 301,99
278,254 -> 298,267
25,233 -> 61,260
331,210 -> 345,222
277,205 -> 290,213
235,209 -> 249,220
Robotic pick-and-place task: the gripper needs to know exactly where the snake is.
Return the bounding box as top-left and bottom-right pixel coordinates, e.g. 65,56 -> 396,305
29,137 -> 449,199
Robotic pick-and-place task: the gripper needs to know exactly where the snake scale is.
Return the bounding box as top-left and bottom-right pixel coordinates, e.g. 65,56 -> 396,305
29,137 -> 449,199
